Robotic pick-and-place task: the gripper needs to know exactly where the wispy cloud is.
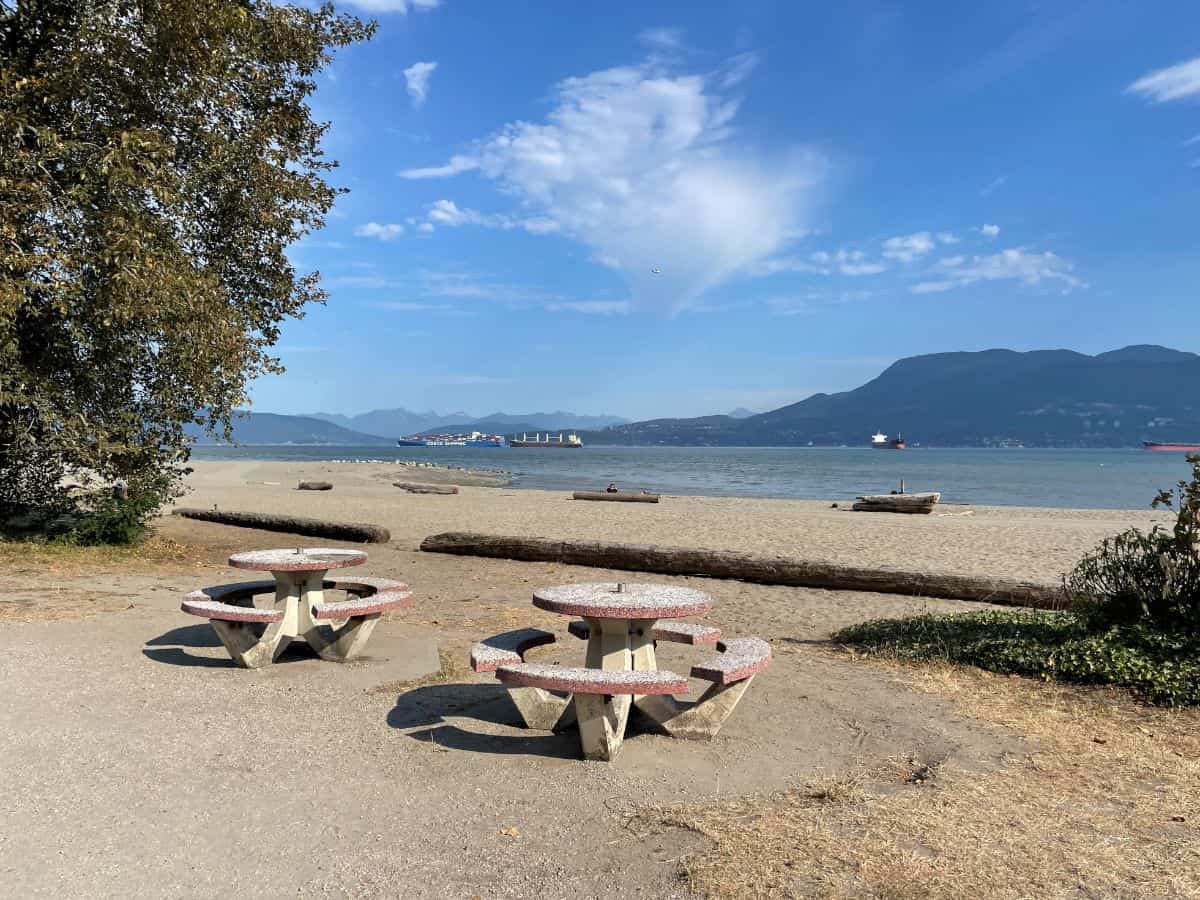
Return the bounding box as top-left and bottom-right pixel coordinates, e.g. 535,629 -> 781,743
637,27 -> 684,51
397,55 -> 826,313
324,274 -> 400,289
911,248 -> 1083,295
354,222 -> 405,241
398,155 -> 479,179
1126,55 -> 1200,103
980,175 -> 1008,197
425,199 -> 559,234
403,61 -> 438,108
979,223 -> 1001,237
750,249 -> 885,277
545,300 -> 631,315
882,232 -> 936,262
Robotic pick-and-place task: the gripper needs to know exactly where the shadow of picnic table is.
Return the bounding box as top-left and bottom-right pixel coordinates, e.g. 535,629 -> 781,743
386,682 -> 582,760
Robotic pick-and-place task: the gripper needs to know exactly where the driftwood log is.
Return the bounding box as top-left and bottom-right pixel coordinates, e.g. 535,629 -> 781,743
297,481 -> 333,491
853,492 -> 940,514
572,491 -> 660,503
419,531 -> 1064,608
394,482 -> 459,495
173,508 -> 390,543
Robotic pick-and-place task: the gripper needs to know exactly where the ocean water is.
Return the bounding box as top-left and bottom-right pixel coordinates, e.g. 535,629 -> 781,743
189,445 -> 1195,510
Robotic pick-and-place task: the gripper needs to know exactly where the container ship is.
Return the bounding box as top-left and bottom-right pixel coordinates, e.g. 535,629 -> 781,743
1143,441 -> 1200,452
510,432 -> 583,449
871,431 -> 906,450
396,431 -> 506,447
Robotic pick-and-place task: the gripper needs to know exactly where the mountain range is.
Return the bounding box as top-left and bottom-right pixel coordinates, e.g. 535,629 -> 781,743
305,409 -> 629,438
585,345 -> 1200,448
190,345 -> 1199,448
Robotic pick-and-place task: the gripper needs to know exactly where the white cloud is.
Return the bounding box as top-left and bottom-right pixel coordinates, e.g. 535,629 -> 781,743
980,223 -> 1001,237
417,222 -> 435,233
424,199 -> 561,234
882,232 -> 936,262
338,0 -> 439,12
911,248 -> 1083,295
936,232 -> 959,245
1186,134 -> 1200,146
546,300 -> 631,315
354,222 -> 405,241
398,155 -> 480,179
637,27 -> 684,51
751,248 -> 885,277
938,255 -> 966,268
1126,56 -> 1200,103
398,58 -> 824,313
403,61 -> 438,108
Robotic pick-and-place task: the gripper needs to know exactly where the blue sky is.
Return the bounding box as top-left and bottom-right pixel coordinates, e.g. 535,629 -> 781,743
260,1 -> 1200,420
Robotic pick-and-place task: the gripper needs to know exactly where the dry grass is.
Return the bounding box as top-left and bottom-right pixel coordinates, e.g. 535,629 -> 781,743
0,533 -> 193,577
642,654 -> 1200,899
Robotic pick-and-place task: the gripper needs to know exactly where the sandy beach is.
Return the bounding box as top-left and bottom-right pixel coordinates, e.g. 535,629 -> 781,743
1,459 -> 1193,898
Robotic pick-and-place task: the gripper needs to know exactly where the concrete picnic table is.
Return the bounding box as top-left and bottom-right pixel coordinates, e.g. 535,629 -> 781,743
470,582 -> 772,761
180,548 -> 412,668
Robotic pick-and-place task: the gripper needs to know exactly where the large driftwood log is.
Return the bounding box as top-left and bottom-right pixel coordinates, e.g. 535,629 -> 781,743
853,492 -> 940,514
419,531 -> 1064,608
297,480 -> 333,491
572,491 -> 660,503
173,508 -> 390,543
393,482 -> 459,495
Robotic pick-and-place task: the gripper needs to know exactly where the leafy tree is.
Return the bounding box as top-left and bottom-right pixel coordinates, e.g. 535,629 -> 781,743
0,0 -> 372,538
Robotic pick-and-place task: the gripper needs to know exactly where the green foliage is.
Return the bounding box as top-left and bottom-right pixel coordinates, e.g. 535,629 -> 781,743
0,1 -> 373,536
1065,454 -> 1200,631
53,487 -> 163,546
834,610 -> 1200,706
837,459 -> 1200,706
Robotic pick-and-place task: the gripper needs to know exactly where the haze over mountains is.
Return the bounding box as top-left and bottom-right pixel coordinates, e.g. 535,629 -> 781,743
305,409 -> 629,438
193,345 -> 1198,448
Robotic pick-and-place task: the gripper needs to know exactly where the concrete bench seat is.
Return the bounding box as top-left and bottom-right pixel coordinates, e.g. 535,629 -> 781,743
312,577 -> 412,619
181,581 -> 281,623
181,597 -> 284,624
691,637 -> 773,685
470,628 -> 557,673
566,619 -> 721,645
494,662 -> 690,696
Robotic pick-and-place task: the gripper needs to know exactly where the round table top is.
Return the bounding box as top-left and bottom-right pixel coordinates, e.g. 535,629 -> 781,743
228,548 -> 368,573
532,582 -> 714,619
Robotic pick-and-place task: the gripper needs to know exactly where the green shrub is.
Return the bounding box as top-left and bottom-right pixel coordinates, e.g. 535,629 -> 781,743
53,489 -> 162,546
1064,454 -> 1200,631
834,611 -> 1200,706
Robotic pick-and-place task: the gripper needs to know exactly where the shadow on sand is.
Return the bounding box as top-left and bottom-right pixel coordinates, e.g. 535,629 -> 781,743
386,682 -> 582,760
142,624 -> 322,668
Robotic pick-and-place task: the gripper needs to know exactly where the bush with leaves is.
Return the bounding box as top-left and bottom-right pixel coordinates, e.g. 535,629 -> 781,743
837,456 -> 1200,706
1065,454 -> 1200,631
0,1 -> 373,539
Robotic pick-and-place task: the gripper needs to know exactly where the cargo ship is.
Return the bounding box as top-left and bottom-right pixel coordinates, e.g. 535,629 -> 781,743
396,431 -> 506,447
871,431 -> 906,450
1143,441 -> 1200,452
510,432 -> 583,449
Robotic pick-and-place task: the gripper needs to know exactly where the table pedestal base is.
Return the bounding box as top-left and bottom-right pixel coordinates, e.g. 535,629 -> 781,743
212,571 -> 383,669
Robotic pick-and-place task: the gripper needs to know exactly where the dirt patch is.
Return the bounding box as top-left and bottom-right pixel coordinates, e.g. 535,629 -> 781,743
0,589 -> 136,624
641,653 -> 1200,899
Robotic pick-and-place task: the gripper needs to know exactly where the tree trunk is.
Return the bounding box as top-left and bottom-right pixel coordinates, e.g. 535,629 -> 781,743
572,491 -> 660,503
419,531 -> 1065,608
173,507 -> 389,543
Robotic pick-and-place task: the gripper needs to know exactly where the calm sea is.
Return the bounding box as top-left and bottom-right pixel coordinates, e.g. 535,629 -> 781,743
189,445 -> 1195,510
